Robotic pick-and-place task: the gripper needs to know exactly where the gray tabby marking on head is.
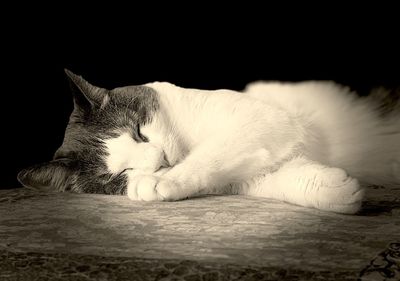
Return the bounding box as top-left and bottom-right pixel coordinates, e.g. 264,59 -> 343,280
17,69 -> 160,194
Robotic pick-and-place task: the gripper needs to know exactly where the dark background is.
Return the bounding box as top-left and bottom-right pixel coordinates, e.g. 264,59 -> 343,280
2,7 -> 399,189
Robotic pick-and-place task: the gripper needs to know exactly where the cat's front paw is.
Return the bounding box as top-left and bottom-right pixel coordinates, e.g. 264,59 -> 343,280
155,178 -> 190,201
127,174 -> 188,202
127,175 -> 163,201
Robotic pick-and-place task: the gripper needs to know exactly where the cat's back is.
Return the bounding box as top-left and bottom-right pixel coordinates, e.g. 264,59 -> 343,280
147,81 -> 281,120
244,80 -> 361,118
243,80 -> 381,142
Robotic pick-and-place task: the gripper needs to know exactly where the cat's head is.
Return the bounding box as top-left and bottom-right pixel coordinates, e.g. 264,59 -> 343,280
17,69 -> 167,194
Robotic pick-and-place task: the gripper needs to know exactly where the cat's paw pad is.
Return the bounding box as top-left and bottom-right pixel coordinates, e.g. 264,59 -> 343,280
127,175 -> 161,201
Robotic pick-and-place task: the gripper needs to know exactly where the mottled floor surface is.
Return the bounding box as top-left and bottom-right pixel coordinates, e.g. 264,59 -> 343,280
0,186 -> 399,280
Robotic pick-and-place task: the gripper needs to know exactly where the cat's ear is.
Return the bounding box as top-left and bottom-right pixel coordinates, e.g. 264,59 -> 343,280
64,69 -> 108,112
17,159 -> 78,192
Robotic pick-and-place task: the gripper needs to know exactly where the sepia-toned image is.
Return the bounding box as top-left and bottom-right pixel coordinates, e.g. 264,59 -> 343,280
1,6 -> 399,281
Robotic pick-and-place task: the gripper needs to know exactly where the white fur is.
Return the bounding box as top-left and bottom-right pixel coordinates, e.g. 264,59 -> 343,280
245,81 -> 400,185
105,132 -> 166,174
107,81 -> 400,213
243,156 -> 364,214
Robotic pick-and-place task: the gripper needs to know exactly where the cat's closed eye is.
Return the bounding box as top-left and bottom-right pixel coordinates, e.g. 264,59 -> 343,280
53,151 -> 70,160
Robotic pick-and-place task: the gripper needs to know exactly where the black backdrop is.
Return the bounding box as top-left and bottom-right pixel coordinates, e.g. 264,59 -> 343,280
3,9 -> 399,189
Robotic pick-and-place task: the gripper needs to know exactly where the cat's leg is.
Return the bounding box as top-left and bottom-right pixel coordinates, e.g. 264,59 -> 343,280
127,140 -> 273,201
244,156 -> 365,214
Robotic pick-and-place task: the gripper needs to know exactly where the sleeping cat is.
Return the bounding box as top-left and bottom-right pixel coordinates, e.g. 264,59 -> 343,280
17,69 -> 400,214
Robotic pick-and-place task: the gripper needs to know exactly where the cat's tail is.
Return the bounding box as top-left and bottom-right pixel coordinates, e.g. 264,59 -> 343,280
333,86 -> 400,186
364,87 -> 400,185
244,81 -> 400,186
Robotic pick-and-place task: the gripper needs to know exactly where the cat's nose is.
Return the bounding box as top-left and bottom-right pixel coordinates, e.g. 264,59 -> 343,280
160,154 -> 170,168
153,154 -> 170,173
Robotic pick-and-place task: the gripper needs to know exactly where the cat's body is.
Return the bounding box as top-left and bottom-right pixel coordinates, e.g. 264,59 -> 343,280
18,70 -> 400,214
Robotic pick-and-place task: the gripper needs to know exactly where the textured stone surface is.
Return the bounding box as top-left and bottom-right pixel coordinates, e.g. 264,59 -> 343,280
0,186 -> 399,280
